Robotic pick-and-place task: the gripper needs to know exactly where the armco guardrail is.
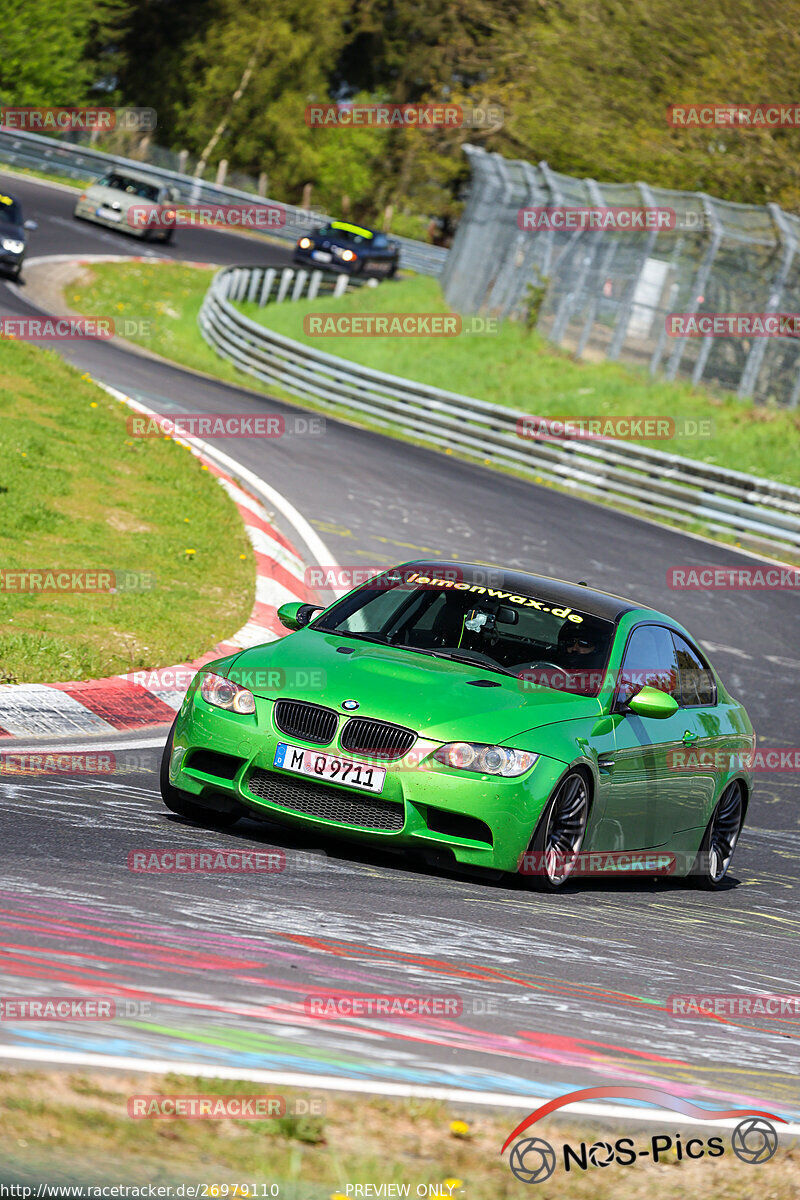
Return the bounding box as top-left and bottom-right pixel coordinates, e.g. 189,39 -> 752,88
226,264 -> 369,306
199,265 -> 800,553
0,126 -> 447,277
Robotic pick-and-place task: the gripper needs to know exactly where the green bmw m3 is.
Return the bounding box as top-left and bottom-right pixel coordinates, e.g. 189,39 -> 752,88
160,562 -> 754,889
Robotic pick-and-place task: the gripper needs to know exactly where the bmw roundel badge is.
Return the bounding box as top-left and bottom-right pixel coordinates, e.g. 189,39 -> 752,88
341,699 -> 359,710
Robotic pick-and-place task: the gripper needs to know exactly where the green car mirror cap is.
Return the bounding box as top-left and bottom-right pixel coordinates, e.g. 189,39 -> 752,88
626,685 -> 679,719
277,601 -> 323,631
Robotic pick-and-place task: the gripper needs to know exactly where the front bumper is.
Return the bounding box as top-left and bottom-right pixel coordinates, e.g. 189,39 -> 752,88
293,249 -> 397,276
0,248 -> 23,272
169,694 -> 566,873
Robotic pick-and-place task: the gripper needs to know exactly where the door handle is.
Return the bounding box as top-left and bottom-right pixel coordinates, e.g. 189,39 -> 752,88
682,730 -> 699,745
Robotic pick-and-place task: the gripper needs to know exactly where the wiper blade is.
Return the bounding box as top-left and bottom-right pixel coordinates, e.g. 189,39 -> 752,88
329,631 -> 390,645
427,651 -> 515,676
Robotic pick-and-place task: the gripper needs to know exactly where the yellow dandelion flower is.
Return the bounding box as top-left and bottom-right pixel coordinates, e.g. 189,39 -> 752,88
450,1120 -> 470,1137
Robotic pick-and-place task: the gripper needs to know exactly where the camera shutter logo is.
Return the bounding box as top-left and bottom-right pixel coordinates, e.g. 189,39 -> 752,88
731,1117 -> 778,1164
508,1137 -> 557,1184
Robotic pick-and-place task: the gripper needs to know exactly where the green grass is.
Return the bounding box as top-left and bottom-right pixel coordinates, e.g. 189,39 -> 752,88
67,260 -> 250,382
240,275 -> 800,488
70,261 -> 800,491
1,1069 -> 798,1198
0,340 -> 253,683
0,162 -> 90,189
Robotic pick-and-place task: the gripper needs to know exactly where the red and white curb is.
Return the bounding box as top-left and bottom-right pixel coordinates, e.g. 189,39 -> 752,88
0,396 -> 323,740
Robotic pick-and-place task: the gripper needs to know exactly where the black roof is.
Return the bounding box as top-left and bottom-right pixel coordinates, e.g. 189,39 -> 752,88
402,561 -> 645,623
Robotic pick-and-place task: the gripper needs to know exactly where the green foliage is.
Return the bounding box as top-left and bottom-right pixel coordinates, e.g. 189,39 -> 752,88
0,0 -> 125,106
8,0 -> 800,220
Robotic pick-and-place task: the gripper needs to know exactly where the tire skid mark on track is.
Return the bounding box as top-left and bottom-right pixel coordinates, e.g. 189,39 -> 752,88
0,886 -> 798,1117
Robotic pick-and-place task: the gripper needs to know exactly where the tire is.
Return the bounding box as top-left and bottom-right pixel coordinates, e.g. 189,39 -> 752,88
688,781 -> 744,889
160,717 -> 241,828
521,769 -> 591,891
161,229 -> 173,244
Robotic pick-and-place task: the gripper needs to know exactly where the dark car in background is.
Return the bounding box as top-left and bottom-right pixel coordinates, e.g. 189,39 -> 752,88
0,189 -> 37,280
294,220 -> 399,276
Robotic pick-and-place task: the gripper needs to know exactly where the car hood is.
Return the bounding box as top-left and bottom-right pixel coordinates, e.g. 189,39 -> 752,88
0,222 -> 25,242
228,631 -> 601,743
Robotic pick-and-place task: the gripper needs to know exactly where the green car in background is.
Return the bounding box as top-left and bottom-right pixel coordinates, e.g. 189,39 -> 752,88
160,562 -> 754,890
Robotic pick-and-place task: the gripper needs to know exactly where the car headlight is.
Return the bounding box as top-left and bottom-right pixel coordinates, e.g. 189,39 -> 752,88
298,237 -> 312,249
1,238 -> 24,254
199,671 -> 255,714
433,742 -> 538,777
340,249 -> 356,261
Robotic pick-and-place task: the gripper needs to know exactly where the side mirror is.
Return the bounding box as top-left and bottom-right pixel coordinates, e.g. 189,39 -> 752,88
277,601 -> 323,631
626,686 -> 679,719
23,219 -> 37,231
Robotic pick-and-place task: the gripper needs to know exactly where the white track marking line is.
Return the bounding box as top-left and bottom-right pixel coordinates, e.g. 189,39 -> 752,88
100,384 -> 340,585
0,1047 -> 795,1135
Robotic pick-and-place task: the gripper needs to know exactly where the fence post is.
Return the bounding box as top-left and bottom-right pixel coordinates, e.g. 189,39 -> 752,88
292,270 -> 309,301
606,181 -> 662,360
737,204 -> 797,398
276,268 -> 294,303
259,268 -> 276,306
664,195 -> 722,381
247,269 -> 261,303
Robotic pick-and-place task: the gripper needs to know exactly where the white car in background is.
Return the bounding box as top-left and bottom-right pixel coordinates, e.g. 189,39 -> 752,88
74,169 -> 180,243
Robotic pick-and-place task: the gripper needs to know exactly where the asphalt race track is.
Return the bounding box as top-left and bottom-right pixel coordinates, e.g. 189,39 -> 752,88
1,171 -> 799,1125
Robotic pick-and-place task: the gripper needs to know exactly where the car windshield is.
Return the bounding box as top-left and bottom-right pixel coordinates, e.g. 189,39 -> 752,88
323,222 -> 373,244
105,174 -> 160,202
0,194 -> 22,225
312,566 -> 615,695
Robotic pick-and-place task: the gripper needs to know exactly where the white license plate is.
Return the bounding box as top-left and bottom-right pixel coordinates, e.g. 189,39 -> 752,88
311,249 -> 332,262
273,743 -> 386,792
97,206 -> 123,222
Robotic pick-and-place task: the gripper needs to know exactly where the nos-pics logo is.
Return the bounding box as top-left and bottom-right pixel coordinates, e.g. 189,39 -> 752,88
502,1086 -> 784,1184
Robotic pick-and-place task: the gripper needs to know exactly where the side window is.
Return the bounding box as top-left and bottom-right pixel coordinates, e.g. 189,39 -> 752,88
616,624 -> 679,707
671,632 -> 717,707
96,175 -> 111,187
